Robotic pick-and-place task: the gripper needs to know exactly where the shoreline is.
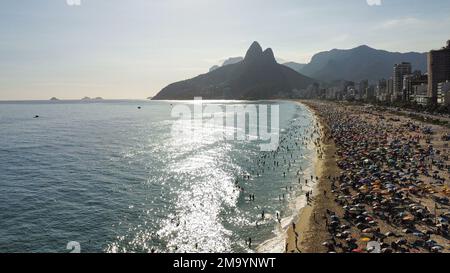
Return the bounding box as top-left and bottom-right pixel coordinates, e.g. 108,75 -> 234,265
257,101 -> 321,253
285,100 -> 340,253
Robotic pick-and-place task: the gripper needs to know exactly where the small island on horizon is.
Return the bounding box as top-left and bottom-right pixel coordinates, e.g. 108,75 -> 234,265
81,97 -> 104,101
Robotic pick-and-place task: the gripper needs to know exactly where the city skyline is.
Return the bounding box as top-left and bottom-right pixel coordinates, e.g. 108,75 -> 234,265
1,0 -> 450,100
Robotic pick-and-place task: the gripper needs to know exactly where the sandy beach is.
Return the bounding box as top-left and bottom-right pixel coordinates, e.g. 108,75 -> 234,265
286,100 -> 450,253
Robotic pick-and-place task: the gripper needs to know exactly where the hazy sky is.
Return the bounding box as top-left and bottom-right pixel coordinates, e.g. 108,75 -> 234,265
1,0 -> 450,100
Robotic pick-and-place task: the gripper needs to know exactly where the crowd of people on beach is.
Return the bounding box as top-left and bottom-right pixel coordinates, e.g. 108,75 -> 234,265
310,102 -> 449,253
231,107 -> 322,251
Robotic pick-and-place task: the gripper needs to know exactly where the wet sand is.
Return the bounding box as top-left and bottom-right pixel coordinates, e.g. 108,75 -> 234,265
286,100 -> 449,253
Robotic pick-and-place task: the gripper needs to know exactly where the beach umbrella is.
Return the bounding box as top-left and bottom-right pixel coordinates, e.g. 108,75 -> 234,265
330,221 -> 339,227
431,246 -> 443,253
340,225 -> 350,230
362,228 -> 373,233
402,228 -> 413,234
381,248 -> 393,253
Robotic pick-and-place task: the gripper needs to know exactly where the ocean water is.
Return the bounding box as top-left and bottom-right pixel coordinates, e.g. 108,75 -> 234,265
0,100 -> 317,253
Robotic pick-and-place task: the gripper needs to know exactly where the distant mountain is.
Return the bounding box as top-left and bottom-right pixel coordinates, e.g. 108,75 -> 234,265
211,57 -> 293,72
209,57 -> 244,72
153,42 -> 316,100
209,65 -> 220,72
223,57 -> 244,66
283,62 -> 306,72
298,45 -> 427,83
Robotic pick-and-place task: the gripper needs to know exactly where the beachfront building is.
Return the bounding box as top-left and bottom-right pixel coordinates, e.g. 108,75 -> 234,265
427,40 -> 450,105
376,79 -> 389,102
357,80 -> 375,101
403,71 -> 428,102
393,62 -> 412,102
359,80 -> 368,93
325,80 -> 355,101
387,78 -> 394,102
346,86 -> 357,100
437,80 -> 450,105
365,85 -> 376,101
325,86 -> 342,100
410,83 -> 429,106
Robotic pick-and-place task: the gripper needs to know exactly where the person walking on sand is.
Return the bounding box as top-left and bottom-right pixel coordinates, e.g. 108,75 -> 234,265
277,212 -> 282,224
